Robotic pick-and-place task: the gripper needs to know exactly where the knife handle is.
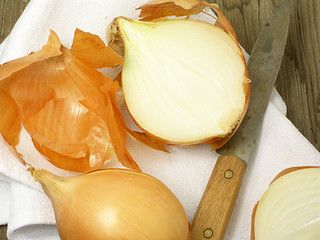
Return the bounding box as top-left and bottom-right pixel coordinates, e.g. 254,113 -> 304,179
190,155 -> 246,240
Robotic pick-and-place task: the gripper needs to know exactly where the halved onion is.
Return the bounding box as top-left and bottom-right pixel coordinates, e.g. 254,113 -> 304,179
109,0 -> 250,147
252,167 -> 320,240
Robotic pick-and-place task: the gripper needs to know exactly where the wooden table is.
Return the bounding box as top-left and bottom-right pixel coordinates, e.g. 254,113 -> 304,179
0,0 -> 319,239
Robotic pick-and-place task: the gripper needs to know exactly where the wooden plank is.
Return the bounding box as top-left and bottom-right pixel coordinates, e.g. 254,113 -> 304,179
279,0 -> 320,149
0,225 -> 7,240
0,0 -> 30,42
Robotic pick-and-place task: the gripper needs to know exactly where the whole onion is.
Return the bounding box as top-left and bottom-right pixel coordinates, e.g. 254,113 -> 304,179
31,168 -> 190,240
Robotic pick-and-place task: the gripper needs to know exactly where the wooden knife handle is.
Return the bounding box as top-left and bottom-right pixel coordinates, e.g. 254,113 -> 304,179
190,155 -> 246,240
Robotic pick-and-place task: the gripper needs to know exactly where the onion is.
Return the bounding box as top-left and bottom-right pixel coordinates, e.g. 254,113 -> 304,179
252,167 -> 320,240
0,29 -> 140,172
108,0 -> 250,148
30,167 -> 190,240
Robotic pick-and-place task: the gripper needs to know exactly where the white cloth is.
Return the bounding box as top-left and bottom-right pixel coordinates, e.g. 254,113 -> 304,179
0,0 -> 319,239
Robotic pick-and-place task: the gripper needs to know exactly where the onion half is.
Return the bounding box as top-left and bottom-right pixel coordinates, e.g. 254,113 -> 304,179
31,167 -> 190,240
252,167 -> 320,240
109,0 -> 250,148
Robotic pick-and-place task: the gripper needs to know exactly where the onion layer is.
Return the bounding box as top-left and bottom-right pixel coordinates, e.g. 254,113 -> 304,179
31,168 -> 190,240
252,167 -> 320,240
109,0 -> 250,147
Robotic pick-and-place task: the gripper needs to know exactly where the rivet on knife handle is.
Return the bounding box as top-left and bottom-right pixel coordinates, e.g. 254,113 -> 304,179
190,155 -> 246,240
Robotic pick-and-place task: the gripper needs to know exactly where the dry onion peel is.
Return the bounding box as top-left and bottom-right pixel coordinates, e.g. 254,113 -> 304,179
30,167 -> 190,240
0,89 -> 22,146
0,29 -> 140,172
24,98 -> 114,171
137,0 -> 206,21
252,167 -> 320,240
108,0 -> 250,147
0,30 -> 61,81
71,29 -> 124,68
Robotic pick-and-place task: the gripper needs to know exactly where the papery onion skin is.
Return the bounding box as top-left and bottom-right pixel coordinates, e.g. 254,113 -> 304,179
251,167 -> 320,240
137,0 -> 206,21
0,29 -> 140,172
31,168 -> 190,240
0,89 -> 21,146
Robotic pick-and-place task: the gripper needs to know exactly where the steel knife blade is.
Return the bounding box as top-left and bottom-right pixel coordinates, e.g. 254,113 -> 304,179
190,0 -> 291,239
217,0 -> 291,160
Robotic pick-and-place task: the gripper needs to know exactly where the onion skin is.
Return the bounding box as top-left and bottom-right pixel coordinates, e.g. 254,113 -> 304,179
137,0 -> 206,21
31,168 -> 190,240
0,29 -> 141,172
109,0 -> 250,150
251,167 -> 320,240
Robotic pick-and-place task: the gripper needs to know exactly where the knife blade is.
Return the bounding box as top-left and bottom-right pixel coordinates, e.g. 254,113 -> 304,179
190,0 -> 291,239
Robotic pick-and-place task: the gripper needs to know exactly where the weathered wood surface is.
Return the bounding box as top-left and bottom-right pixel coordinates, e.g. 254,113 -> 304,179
0,0 -> 319,239
0,0 -> 29,41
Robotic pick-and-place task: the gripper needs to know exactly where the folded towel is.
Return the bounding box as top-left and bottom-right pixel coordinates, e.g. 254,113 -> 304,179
0,0 -> 319,239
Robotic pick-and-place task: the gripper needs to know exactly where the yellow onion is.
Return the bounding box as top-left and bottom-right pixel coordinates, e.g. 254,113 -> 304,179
251,167 -> 320,240
108,0 -> 250,149
0,29 -> 141,172
30,167 -> 190,240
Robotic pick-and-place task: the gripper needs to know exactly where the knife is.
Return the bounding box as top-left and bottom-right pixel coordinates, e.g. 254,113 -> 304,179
190,0 -> 291,239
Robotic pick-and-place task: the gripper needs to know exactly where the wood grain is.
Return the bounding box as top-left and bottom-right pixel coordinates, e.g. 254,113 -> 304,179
0,225 -> 7,240
0,0 -> 319,239
190,155 -> 246,240
0,0 -> 30,42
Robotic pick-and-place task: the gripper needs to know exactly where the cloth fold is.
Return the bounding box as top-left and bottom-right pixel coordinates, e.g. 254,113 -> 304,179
0,0 -> 319,239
